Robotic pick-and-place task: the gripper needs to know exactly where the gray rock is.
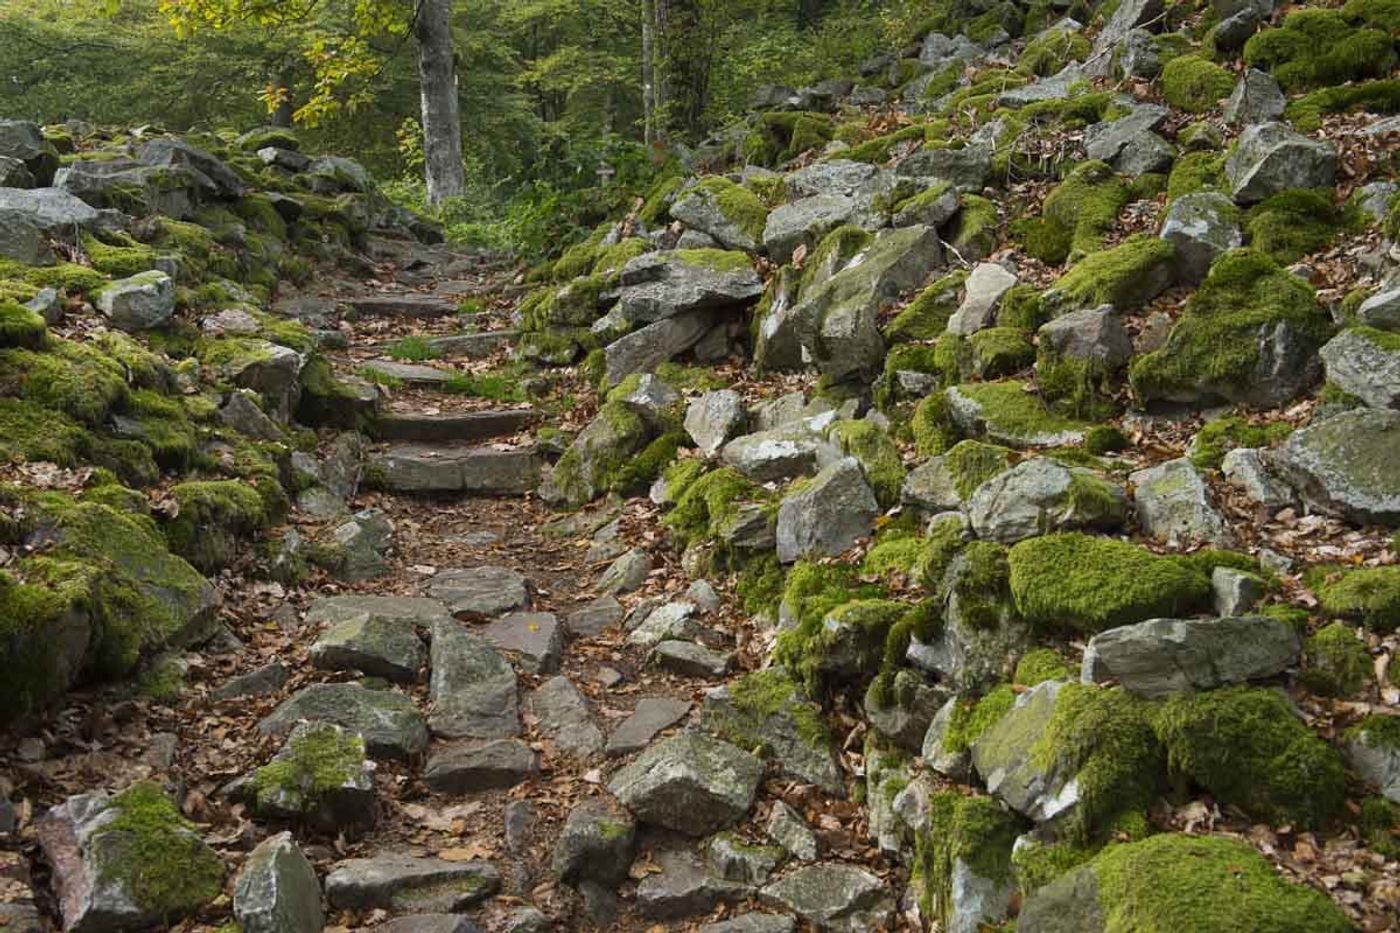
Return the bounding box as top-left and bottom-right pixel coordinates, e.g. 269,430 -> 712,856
997,65 -> 1084,108
426,566 -> 530,617
309,613 -> 424,683
946,262 -> 1017,336
306,595 -> 449,628
37,788 -> 225,932
970,680 -> 1077,823
607,697 -> 692,757
358,359 -> 450,386
908,549 -> 1031,692
1038,304 -> 1134,369
922,696 -> 973,781
481,612 -> 564,675
248,721 -> 376,830
671,185 -> 762,252
701,674 -> 843,794
1130,458 -> 1231,547
1344,720 -> 1400,804
894,142 -> 992,191
946,384 -> 1087,448
608,732 -> 762,836
947,857 -> 1016,933
893,182 -> 960,228
1214,7 -> 1261,48
1322,328 -> 1400,410
0,120 -> 57,185
686,390 -> 747,455
1358,287 -> 1400,331
766,801 -> 819,861
1221,447 -> 1296,510
423,738 -> 538,792
1268,409 -> 1400,525
651,640 -> 733,678
1225,122 -> 1337,204
0,186 -> 101,234
219,391 -> 283,441
966,458 -> 1128,544
1357,181 -> 1399,226
708,833 -> 785,886
603,307 -> 718,387
552,795 -> 636,885
259,683 -> 428,760
1212,567 -> 1266,615
234,832 -> 324,933
776,458 -> 879,563
1082,615 -> 1300,698
1083,104 -> 1169,167
637,846 -> 750,919
94,271 -> 174,331
720,424 -> 838,483
902,459 -> 969,513
1223,69 -> 1285,126
321,508 -> 394,582
863,670 -> 947,753
1115,130 -> 1177,176
0,210 -> 46,264
428,619 -> 520,740
138,137 -> 245,197
213,662 -> 289,701
369,445 -> 543,494
599,547 -> 653,594
762,195 -> 861,266
627,601 -> 712,647
1159,192 -> 1243,285
759,863 -> 894,933
324,856 -> 499,912
565,595 -> 623,637
1117,28 -> 1163,79
529,676 -> 604,758
1088,0 -> 1163,77
617,251 -> 762,324
613,373 -> 680,429
701,914 -> 797,933
688,579 -> 723,611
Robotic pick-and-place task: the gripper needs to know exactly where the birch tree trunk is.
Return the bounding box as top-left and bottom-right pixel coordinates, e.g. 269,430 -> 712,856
414,0 -> 466,204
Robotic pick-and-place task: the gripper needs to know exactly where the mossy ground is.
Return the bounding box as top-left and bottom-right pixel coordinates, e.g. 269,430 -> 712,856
1188,414 -> 1292,470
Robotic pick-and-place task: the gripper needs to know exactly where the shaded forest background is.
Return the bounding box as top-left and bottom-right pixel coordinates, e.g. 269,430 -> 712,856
0,0 -> 943,256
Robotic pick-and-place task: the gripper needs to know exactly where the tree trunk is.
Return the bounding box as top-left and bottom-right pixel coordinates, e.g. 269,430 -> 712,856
415,0 -> 466,205
271,72 -> 294,127
641,0 -> 656,147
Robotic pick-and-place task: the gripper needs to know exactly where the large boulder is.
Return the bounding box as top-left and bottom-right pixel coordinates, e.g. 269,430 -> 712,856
539,401 -> 650,506
617,250 -> 762,324
1225,122 -> 1336,204
0,187 -> 101,235
759,863 -> 894,933
1082,615 -> 1300,697
608,732 -> 762,836
775,458 -> 880,563
720,424 -> 840,483
37,784 -> 225,932
0,121 -> 58,185
1267,409 -> 1400,525
1158,192 -> 1242,285
1129,458 -> 1231,547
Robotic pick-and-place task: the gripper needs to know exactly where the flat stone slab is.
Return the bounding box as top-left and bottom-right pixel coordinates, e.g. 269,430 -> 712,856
608,732 -> 762,836
566,595 -> 624,637
607,697 -> 692,757
481,612 -> 564,674
345,294 -> 459,318
258,683 -> 428,760
423,738 -> 539,793
305,595 -> 450,628
651,640 -> 733,678
428,618 -> 520,739
372,409 -> 536,443
371,445 -> 543,494
420,330 -> 519,359
310,613 -> 426,683
359,360 -> 451,385
529,676 -> 604,759
213,661 -> 289,701
426,566 -> 531,617
325,856 -> 500,912
759,863 -> 894,933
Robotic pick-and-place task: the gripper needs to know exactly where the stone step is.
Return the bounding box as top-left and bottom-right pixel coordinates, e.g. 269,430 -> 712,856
371,408 -> 537,443
357,359 -> 451,386
366,330 -> 519,361
344,294 -> 459,318
369,443 -> 543,494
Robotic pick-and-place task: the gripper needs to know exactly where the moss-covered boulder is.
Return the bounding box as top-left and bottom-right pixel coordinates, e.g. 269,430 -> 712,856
1129,250 -> 1330,408
700,668 -> 842,794
1311,562 -> 1400,631
1007,533 -> 1212,634
1267,409 -> 1400,526
944,381 -> 1090,448
163,479 -> 271,572
539,401 -> 651,508
1014,160 -> 1127,265
1018,833 -> 1353,932
670,176 -> 770,252
250,721 -> 376,833
1042,237 -> 1176,314
1343,715 -> 1400,804
36,783 -> 225,931
910,791 -> 1022,933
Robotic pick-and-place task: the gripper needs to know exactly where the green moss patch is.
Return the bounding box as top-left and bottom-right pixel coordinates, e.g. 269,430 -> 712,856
1013,160 -> 1127,265
0,300 -> 47,350
1244,7 -> 1398,90
1188,414 -> 1293,470
1045,236 -> 1176,312
691,176 -> 770,244
1008,533 -> 1212,634
663,467 -> 770,550
1302,621 -> 1371,697
253,722 -> 366,817
163,479 -> 270,572
1286,79 -> 1400,132
912,792 -> 1022,926
1312,564 -> 1400,631
1160,56 -> 1235,113
1245,189 -> 1351,264
885,269 -> 967,342
103,782 -> 225,919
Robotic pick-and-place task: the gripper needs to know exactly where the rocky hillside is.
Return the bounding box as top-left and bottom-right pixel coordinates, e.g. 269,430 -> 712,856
2,0 -> 1400,931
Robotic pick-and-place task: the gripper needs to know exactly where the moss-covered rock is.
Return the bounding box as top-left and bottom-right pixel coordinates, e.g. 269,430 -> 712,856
251,721 -> 375,832
885,269 -> 968,342
1154,686 -> 1346,827
945,380 -> 1090,449
1129,250 -> 1331,408
1312,564 -> 1400,631
1014,160 -> 1127,265
1008,533 -> 1212,634
1188,414 -> 1293,471
163,479 -> 271,572
1160,56 -> 1235,112
911,792 -> 1022,931
1302,621 -> 1371,697
1018,833 -> 1353,932
671,175 -> 770,251
1245,189 -> 1351,264
826,419 -> 905,508
700,667 -> 842,793
1244,7 -> 1398,91
1043,236 -> 1176,313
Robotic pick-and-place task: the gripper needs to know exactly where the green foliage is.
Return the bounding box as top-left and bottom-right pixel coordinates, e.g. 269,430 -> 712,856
1154,686 -> 1347,827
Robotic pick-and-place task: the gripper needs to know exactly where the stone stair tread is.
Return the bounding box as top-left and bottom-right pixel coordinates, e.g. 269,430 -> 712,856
370,443 -> 543,494
372,408 -> 537,443
345,294 -> 459,317
357,359 -> 452,385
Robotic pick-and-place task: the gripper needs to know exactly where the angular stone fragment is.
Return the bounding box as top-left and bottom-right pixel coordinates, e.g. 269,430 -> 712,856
616,251 -> 762,324
1225,121 -> 1336,204
1267,410 -> 1400,525
603,308 -> 718,387
686,390 -> 747,455
426,566 -> 531,618
529,676 -> 605,758
552,796 -> 636,885
95,271 -> 175,331
759,863 -> 894,933
324,856 -> 500,912
565,595 -> 623,637
636,846 -> 749,919
306,595 -> 449,628
608,732 -> 763,836
1344,719 -> 1400,804
423,739 -> 538,792
720,426 -> 838,483
775,458 -> 879,563
1081,615 -> 1300,697
766,801 -> 819,861
599,548 -> 652,594
607,697 -> 692,757
946,262 -> 1017,335
259,684 -> 428,760
428,619 -> 520,740
651,640 -> 733,678
1223,68 -> 1286,126
1158,192 -> 1242,285
966,458 -> 1127,544
249,722 -> 376,831
1130,458 -> 1231,547
1320,328 -> 1400,410
310,613 -> 425,683
234,832 -> 324,933
970,680 -> 1076,823
481,612 -> 564,675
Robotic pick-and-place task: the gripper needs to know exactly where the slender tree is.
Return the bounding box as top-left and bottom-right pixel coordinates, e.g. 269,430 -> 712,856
414,0 -> 465,202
